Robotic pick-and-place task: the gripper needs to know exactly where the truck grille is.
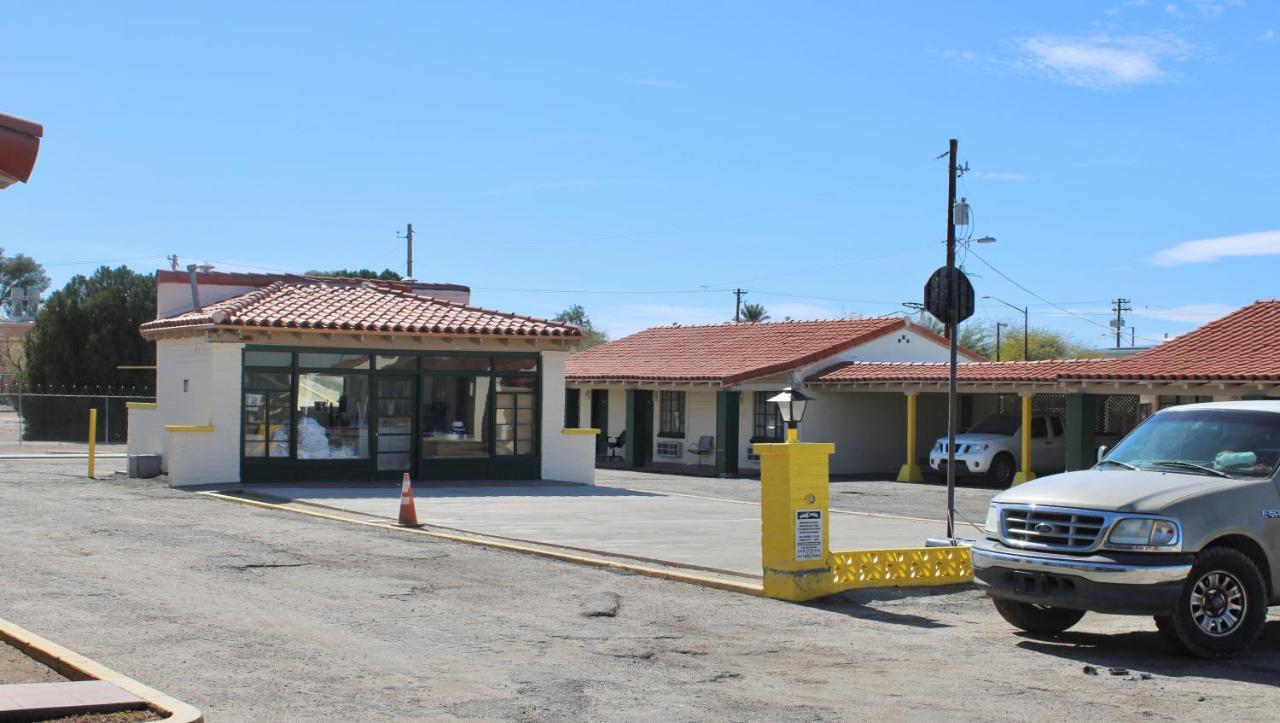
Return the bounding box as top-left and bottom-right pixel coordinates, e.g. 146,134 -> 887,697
1001,506 -> 1106,551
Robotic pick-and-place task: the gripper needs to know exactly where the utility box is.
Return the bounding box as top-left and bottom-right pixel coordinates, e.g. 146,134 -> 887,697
128,454 -> 162,479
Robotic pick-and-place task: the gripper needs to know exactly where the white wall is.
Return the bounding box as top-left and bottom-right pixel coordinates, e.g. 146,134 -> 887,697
539,351 -> 595,484
154,336 -> 243,486
648,390 -> 718,465
126,406 -> 162,457
157,281 -> 260,321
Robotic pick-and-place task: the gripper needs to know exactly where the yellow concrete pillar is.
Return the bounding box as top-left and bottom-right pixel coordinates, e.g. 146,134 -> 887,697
1012,394 -> 1036,485
896,393 -> 924,482
754,439 -> 837,601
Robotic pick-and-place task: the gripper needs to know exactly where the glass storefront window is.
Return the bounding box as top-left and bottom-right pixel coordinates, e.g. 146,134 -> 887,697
376,355 -> 418,371
244,350 -> 292,367
284,373 -> 371,459
243,372 -> 292,458
494,376 -> 536,456
494,357 -> 538,373
422,376 -> 490,458
422,355 -> 490,372
298,352 -> 370,370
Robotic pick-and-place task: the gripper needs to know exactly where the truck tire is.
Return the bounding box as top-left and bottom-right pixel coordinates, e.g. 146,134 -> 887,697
1153,547 -> 1267,659
987,453 -> 1016,487
991,598 -> 1085,634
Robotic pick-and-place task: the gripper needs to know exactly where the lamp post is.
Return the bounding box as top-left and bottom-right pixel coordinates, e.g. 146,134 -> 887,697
994,322 -> 1005,362
983,295 -> 1028,361
768,386 -> 811,444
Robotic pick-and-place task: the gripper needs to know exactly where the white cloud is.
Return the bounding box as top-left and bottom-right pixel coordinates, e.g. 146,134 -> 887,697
1150,229 -> 1280,266
972,171 -> 1035,181
1016,32 -> 1190,89
634,79 -> 681,88
1265,29 -> 1276,42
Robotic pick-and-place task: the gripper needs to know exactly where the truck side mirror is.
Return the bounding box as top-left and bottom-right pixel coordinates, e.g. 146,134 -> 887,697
1096,445 -> 1108,463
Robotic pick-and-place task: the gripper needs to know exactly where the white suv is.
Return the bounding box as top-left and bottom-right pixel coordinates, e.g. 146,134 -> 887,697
929,414 -> 1066,486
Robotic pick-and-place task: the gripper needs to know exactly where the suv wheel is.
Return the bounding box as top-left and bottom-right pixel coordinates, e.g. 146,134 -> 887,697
1154,547 -> 1267,659
987,454 -> 1016,487
992,598 -> 1085,634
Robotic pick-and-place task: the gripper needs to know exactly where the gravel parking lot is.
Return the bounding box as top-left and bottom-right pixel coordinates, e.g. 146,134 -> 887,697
0,460 -> 1277,722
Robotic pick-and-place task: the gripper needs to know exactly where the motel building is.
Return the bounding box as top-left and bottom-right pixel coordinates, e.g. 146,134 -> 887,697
566,300 -> 1280,484
128,271 -> 595,487
563,317 -> 984,477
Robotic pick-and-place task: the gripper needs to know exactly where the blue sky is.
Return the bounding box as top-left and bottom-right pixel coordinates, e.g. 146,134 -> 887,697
2,1 -> 1277,347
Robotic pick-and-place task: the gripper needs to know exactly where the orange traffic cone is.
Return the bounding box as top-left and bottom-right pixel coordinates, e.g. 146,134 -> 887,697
398,473 -> 421,527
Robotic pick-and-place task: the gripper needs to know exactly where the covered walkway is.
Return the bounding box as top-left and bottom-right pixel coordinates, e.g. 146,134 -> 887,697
808,300 -> 1280,485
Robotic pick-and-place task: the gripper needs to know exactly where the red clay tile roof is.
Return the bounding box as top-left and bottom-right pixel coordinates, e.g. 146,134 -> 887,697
565,317 -> 982,384
140,278 -> 579,337
809,300 -> 1280,386
1069,300 -> 1280,381
810,359 -> 1111,384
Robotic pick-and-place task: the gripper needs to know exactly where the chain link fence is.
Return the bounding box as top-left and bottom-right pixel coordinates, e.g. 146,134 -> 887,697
0,384 -> 155,444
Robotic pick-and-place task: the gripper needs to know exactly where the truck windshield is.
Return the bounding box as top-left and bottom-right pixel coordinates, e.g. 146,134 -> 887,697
1103,409 -> 1280,479
967,415 -> 1020,436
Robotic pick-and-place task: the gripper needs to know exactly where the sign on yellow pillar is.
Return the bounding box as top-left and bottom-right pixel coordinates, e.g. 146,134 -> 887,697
754,440 -> 837,601
896,393 -> 924,482
1012,394 -> 1036,485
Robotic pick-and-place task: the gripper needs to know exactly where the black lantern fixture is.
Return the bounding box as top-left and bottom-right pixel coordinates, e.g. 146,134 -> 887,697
768,386 -> 811,443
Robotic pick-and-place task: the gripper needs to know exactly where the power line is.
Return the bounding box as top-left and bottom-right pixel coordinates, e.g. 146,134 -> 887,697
964,247 -> 1165,345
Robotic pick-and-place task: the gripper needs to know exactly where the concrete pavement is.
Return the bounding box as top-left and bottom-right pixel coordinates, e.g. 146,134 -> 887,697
241,480 -> 954,578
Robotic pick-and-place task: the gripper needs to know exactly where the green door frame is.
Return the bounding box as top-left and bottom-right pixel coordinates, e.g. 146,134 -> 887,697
590,389 -> 608,458
624,389 -> 654,468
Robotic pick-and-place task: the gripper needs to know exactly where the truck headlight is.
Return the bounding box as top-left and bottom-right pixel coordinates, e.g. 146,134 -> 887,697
1108,518 -> 1180,549
984,505 -> 999,534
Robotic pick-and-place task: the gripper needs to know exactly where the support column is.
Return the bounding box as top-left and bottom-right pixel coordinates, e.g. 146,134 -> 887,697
1013,393 -> 1036,485
624,389 -> 641,468
755,440 -> 837,601
896,393 -> 924,482
715,390 -> 740,477
1064,393 -> 1100,471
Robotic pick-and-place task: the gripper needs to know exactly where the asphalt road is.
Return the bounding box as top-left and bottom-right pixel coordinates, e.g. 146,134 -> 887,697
1,460 -> 1278,722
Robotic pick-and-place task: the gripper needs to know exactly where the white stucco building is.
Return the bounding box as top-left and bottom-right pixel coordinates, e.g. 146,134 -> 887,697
129,270 -> 594,487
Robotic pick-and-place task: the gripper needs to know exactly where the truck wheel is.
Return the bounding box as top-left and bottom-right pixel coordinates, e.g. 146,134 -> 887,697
1153,547 -> 1267,659
987,454 -> 1016,487
992,598 -> 1085,634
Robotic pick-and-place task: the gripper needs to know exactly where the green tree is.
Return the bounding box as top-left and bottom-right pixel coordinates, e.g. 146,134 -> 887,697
739,303 -> 770,322
996,327 -> 1100,361
0,249 -> 51,318
553,304 -> 609,348
22,266 -> 156,387
305,268 -> 403,280
920,315 -> 994,359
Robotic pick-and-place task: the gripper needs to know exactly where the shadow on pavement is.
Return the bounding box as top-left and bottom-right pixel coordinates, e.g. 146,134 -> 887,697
1015,620 -> 1280,685
239,481 -> 663,501
801,587 -> 972,629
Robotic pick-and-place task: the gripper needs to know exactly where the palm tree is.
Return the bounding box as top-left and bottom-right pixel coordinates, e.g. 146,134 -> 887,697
739,303 -> 770,323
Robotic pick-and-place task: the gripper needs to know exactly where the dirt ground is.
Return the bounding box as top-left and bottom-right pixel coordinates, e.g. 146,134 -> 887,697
0,459 -> 1277,722
0,641 -> 65,684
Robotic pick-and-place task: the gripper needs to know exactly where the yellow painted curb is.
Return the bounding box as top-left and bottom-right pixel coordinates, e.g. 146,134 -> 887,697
561,428 -> 600,436
0,616 -> 203,722
164,425 -> 215,433
197,491 -> 764,597
125,402 -> 158,410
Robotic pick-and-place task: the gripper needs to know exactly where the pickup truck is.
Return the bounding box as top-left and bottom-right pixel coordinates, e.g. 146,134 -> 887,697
973,401 -> 1280,658
929,413 -> 1066,486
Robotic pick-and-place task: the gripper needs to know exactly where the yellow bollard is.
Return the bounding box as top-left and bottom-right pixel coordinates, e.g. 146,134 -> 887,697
754,438 -> 837,601
87,408 -> 97,479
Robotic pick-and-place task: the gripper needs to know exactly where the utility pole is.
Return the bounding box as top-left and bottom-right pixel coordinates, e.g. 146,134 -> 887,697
167,254 -> 179,271
397,223 -> 415,279
1131,327 -> 1136,348
943,138 -> 959,539
1112,298 -> 1132,348
734,288 -> 747,323
995,322 -> 1005,361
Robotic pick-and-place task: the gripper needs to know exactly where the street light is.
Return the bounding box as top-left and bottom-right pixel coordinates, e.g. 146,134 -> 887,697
768,386 -> 811,443
983,295 -> 1029,361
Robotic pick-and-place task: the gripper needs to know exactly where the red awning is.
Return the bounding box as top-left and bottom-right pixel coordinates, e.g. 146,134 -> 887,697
0,112 -> 44,187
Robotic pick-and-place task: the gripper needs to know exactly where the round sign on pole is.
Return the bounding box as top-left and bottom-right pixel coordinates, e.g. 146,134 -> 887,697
923,266 -> 975,325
